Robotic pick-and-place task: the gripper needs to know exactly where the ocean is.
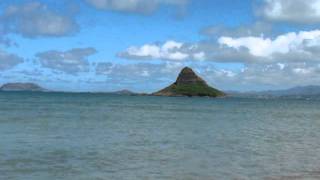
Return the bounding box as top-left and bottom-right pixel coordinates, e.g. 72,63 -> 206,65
1,92 -> 320,180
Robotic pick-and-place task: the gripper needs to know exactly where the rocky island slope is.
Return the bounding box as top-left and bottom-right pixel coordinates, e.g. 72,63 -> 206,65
153,67 -> 225,97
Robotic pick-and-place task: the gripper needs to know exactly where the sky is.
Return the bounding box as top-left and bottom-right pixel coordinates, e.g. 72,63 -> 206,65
1,0 -> 320,92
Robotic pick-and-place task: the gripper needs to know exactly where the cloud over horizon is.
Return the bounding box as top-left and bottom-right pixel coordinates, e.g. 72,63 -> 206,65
36,48 -> 97,74
93,61 -> 320,91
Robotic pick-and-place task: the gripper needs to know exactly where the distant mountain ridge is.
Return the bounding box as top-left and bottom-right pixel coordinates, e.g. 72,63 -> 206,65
265,85 -> 320,96
0,83 -> 47,92
111,89 -> 139,96
230,85 -> 320,98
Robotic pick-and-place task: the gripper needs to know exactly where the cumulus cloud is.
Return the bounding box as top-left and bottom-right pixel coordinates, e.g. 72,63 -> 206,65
85,0 -> 189,14
120,29 -> 320,64
0,1 -> 79,38
119,40 -> 260,62
0,49 -> 23,70
260,0 -> 320,24
218,29 -> 320,62
119,41 -> 191,61
205,29 -> 320,63
36,48 -> 97,74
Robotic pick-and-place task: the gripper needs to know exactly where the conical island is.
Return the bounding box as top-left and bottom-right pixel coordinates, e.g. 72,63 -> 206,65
153,67 -> 226,97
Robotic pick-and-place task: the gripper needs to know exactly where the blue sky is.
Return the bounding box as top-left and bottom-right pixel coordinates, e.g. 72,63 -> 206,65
1,0 -> 320,92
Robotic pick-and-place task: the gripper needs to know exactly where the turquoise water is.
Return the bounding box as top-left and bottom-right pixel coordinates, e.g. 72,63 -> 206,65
1,92 -> 320,180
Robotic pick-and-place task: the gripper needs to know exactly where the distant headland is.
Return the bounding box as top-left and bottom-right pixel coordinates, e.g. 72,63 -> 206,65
0,83 -> 47,92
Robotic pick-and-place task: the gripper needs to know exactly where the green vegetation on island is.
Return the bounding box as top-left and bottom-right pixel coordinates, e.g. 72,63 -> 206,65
153,67 -> 226,97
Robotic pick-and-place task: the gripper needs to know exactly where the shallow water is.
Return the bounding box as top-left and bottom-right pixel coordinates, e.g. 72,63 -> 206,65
1,92 -> 320,180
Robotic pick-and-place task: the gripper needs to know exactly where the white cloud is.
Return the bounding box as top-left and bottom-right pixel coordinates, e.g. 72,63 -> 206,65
120,29 -> 320,63
85,0 -> 188,14
127,44 -> 161,58
219,36 -> 273,57
36,48 -> 97,74
193,52 -> 206,61
293,67 -> 311,75
120,40 -> 190,61
213,69 -> 236,78
218,30 -> 320,61
261,0 -> 320,24
277,63 -> 285,70
0,2 -> 78,38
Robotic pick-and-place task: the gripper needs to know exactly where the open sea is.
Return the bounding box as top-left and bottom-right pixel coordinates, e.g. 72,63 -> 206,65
1,92 -> 320,180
